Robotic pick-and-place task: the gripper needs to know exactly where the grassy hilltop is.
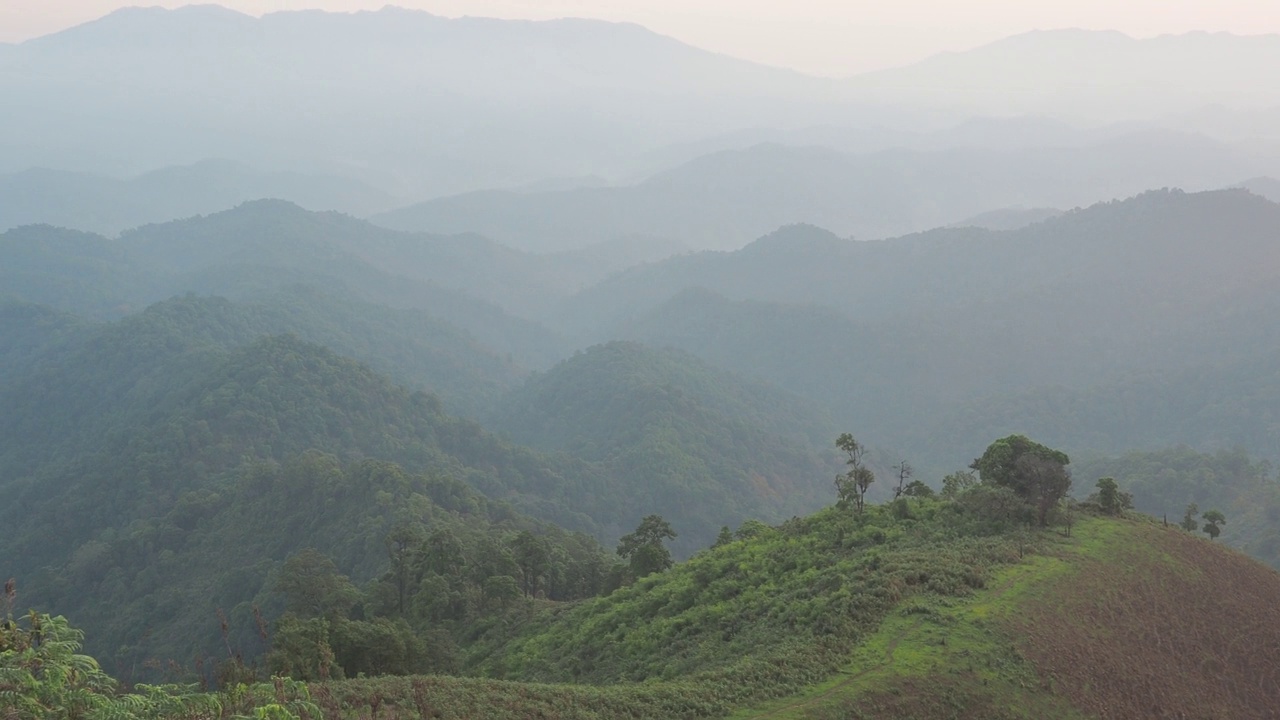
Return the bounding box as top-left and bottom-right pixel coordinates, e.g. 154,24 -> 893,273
311,509 -> 1280,720
12,497 -> 1278,719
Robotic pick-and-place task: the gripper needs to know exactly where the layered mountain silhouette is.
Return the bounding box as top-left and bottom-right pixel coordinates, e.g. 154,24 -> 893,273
374,137 -> 1280,250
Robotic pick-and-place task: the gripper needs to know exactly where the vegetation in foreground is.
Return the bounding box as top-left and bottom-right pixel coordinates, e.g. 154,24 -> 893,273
7,434 -> 1280,719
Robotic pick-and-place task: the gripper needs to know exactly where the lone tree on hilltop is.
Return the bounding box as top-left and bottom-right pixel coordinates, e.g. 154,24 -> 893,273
1095,478 -> 1120,515
971,435 -> 1071,527
1093,477 -> 1133,516
1201,509 -> 1226,540
617,515 -> 677,579
1180,503 -> 1199,532
835,433 -> 874,514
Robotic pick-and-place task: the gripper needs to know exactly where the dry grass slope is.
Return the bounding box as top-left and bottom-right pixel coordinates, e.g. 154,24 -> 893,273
1011,519 -> 1280,720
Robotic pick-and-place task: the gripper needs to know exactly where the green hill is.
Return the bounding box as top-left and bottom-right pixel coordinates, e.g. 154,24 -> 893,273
490,341 -> 842,553
0,328 -> 616,667
1074,446 -> 1280,569
25,498 -> 1280,719
315,508 -> 1280,720
0,205 -> 571,368
584,190 -> 1280,477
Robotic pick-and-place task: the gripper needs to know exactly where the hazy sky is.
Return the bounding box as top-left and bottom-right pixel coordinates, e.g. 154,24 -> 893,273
6,1 -> 1280,75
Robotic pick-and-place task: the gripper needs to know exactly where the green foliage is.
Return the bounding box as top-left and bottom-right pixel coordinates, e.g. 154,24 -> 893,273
1074,447 -> 1280,567
616,515 -> 677,579
1180,503 -> 1199,532
466,499 -> 1026,714
0,311 -> 630,671
902,480 -> 935,499
940,470 -> 978,499
835,433 -> 875,514
0,610 -> 222,720
490,341 -> 841,553
1092,477 -> 1132,516
972,435 -> 1072,526
1201,509 -> 1226,540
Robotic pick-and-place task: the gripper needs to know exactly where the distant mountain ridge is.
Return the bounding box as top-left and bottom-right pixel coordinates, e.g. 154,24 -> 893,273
0,4 -> 835,195
7,7 -> 1280,198
563,189 -> 1280,473
373,135 -> 1280,250
0,160 -> 401,235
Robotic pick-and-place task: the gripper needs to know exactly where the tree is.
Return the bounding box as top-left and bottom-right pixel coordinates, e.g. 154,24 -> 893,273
835,433 -> 874,514
712,526 -> 734,548
422,529 -> 465,578
1095,477 -> 1120,515
902,480 -> 935,499
275,548 -> 360,620
512,531 -> 551,598
1059,498 -> 1077,537
971,435 -> 1071,526
1201,509 -> 1226,540
941,470 -> 978,499
1180,503 -> 1199,532
893,460 -> 914,499
482,575 -> 521,609
617,515 -> 677,578
384,524 -> 426,616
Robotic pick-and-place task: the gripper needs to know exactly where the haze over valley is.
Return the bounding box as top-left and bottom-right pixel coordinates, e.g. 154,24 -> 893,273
3,4 -> 1280,719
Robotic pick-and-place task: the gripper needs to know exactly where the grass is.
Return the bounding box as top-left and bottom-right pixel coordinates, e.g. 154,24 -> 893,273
34,509 -> 1279,719
730,521 -> 1117,720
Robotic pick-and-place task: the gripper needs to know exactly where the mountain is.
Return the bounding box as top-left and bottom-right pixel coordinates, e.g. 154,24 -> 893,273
1240,175 -> 1280,202
0,160 -> 400,235
560,190 -> 1280,473
0,5 -> 837,197
0,299 -> 89,384
0,298 -> 837,673
0,202 -> 573,368
489,342 -> 841,553
949,206 -> 1062,231
48,290 -> 522,419
842,29 -> 1280,122
0,322 -> 622,664
373,134 -> 1280,251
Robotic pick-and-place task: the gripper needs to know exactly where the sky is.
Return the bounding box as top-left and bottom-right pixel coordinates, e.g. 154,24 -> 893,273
4,1 -> 1280,75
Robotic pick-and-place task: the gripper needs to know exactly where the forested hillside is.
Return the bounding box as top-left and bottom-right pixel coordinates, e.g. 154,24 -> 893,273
490,342 -> 841,552
0,202 -> 572,368
1076,447 -> 1280,568
578,190 -> 1280,473
0,300 -> 861,670
0,325 -> 615,666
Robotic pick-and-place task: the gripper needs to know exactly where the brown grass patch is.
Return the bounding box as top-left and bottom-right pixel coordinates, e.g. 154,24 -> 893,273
1009,520 -> 1280,719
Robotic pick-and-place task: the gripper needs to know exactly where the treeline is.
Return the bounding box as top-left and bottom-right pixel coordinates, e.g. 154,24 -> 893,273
1076,446 -> 1279,567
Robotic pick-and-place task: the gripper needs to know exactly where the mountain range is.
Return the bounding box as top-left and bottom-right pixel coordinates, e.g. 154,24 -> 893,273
6,6 -> 1280,202
373,136 -> 1280,250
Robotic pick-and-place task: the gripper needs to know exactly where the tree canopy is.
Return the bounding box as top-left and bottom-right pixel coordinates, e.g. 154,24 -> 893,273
971,435 -> 1071,526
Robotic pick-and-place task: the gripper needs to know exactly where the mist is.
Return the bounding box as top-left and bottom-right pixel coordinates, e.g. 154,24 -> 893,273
3,3 -> 1280,716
